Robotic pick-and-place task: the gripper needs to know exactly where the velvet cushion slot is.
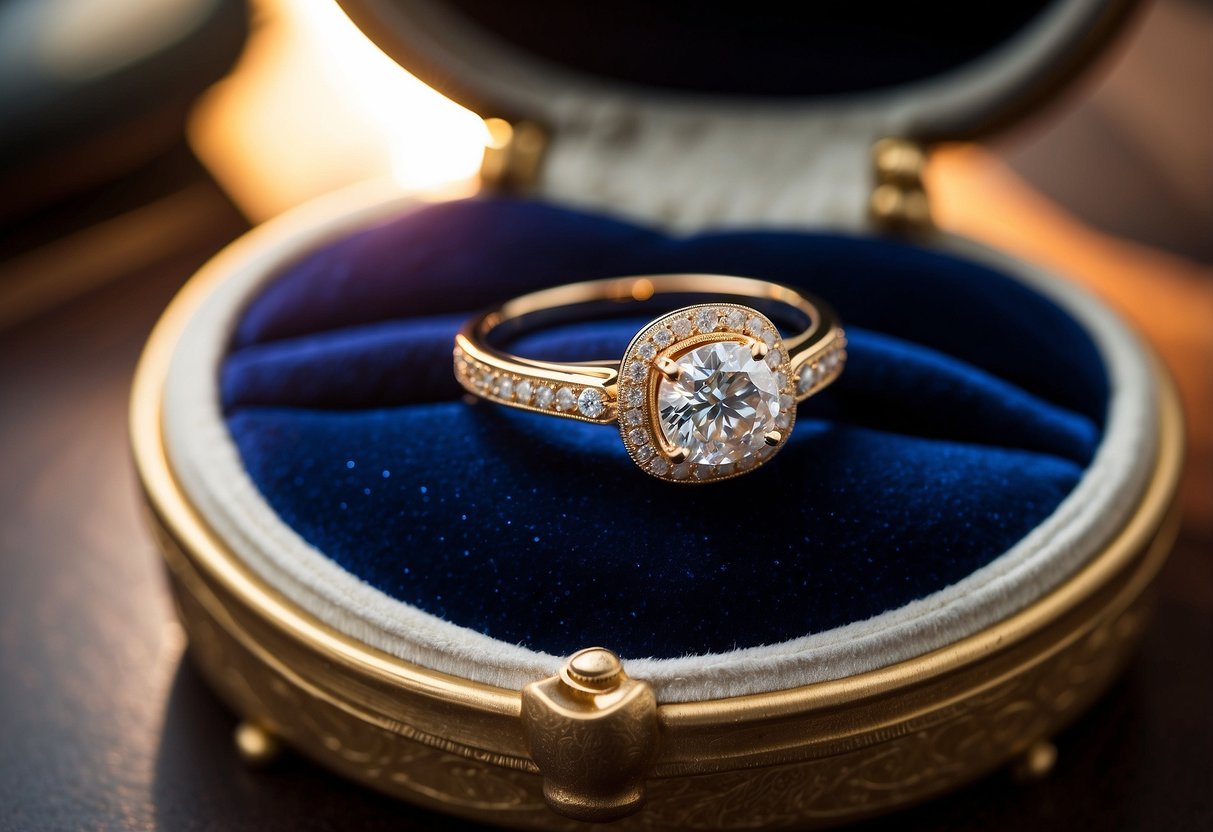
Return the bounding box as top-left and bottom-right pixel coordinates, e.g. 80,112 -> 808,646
222,198 -> 1107,659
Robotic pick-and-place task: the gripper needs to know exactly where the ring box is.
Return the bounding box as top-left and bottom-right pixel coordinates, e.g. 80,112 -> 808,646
132,1 -> 1183,828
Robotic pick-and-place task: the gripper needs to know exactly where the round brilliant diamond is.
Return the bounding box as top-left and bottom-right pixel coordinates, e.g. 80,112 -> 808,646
577,388 -> 606,418
656,340 -> 781,468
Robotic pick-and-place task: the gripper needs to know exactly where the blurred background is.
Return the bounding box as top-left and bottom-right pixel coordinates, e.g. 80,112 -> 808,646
1,1 -> 1210,830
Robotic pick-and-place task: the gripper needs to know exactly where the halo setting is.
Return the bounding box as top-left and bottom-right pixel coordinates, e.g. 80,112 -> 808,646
618,304 -> 797,483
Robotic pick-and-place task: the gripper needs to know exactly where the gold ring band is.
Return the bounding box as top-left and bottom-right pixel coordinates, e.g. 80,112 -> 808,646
454,274 -> 846,483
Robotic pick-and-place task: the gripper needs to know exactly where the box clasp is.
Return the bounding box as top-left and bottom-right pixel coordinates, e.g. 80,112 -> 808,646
870,137 -> 934,234
481,118 -> 547,193
521,647 -> 658,822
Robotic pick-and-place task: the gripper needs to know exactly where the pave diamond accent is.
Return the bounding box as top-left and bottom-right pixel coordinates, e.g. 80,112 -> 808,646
615,303 -> 798,482
694,308 -> 720,333
515,379 -> 533,403
796,365 -> 817,394
656,341 -> 781,467
497,377 -> 514,401
534,385 -> 555,408
793,335 -> 848,399
577,388 -> 606,418
555,387 -> 576,412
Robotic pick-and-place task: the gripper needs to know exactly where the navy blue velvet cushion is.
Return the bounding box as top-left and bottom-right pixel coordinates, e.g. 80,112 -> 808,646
222,198 -> 1107,658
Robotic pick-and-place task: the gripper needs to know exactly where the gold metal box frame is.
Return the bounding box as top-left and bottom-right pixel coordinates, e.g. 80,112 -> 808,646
131,213 -> 1183,829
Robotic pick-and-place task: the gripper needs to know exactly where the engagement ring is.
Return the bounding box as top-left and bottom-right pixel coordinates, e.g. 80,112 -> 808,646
454,274 -> 845,483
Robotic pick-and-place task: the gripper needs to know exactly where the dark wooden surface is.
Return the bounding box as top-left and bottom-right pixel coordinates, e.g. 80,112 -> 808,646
2,2 -> 1212,826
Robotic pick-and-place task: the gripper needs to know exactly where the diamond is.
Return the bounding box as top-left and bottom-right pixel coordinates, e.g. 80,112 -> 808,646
555,387 -> 576,412
652,328 -> 674,347
627,428 -> 649,446
775,371 -> 788,389
622,408 -> 644,427
621,387 -> 643,407
724,309 -> 746,331
693,464 -> 713,480
577,388 -> 606,418
671,462 -> 691,480
534,385 -> 555,408
775,412 -> 791,430
657,340 -> 782,468
635,444 -> 654,462
765,348 -> 784,369
671,317 -> 694,339
797,366 -> 817,394
779,393 -> 794,411
761,329 -> 777,348
745,316 -> 764,336
649,457 -> 670,476
695,308 -> 720,332
625,362 -> 647,381
498,378 -> 514,400
636,342 -> 657,361
515,379 -> 533,403
478,368 -> 494,390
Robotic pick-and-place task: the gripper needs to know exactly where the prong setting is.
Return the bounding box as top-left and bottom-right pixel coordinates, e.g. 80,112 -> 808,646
656,356 -> 680,381
618,304 -> 798,483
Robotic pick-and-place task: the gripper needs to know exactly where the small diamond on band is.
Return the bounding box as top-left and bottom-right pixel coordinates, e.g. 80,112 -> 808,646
555,387 -> 576,412
577,389 -> 606,418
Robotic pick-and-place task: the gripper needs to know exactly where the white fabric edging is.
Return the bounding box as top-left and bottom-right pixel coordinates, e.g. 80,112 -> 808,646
162,191 -> 1157,703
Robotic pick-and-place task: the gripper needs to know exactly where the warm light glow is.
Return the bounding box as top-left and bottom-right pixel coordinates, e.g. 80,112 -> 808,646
189,0 -> 489,220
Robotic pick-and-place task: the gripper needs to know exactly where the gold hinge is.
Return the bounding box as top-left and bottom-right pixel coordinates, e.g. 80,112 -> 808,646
480,118 -> 547,193
870,137 -> 934,234
521,647 -> 658,823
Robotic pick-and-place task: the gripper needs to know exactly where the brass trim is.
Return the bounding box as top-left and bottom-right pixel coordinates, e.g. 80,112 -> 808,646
131,220 -> 1183,827
523,649 -> 658,821
870,138 -> 934,234
480,118 -> 547,192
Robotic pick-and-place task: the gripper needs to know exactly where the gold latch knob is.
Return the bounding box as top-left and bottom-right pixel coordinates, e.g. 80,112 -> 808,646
522,647 -> 658,823
561,646 -> 625,692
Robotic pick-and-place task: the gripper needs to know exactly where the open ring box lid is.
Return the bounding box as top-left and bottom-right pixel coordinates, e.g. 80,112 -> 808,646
131,1 -> 1183,828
